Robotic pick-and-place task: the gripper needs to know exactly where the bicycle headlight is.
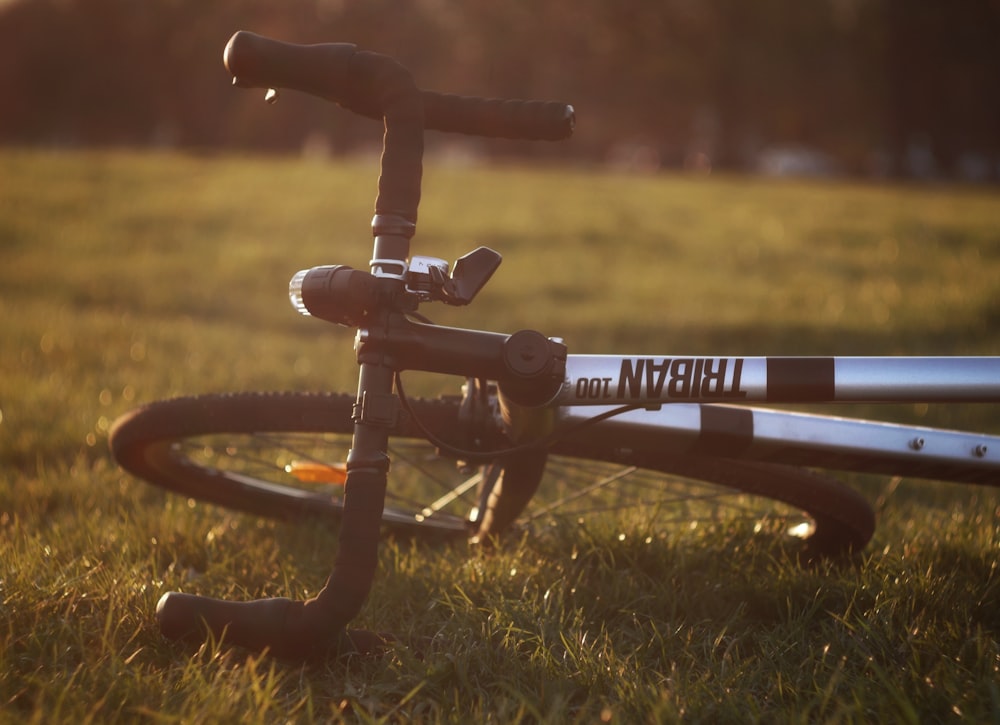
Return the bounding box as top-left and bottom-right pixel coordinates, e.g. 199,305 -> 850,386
288,265 -> 378,327
288,268 -> 311,316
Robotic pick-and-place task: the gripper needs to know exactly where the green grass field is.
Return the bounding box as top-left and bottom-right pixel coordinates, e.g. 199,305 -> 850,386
2,149 -> 1000,722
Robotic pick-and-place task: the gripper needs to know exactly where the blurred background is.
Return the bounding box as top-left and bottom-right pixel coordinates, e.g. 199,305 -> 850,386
0,0 -> 998,181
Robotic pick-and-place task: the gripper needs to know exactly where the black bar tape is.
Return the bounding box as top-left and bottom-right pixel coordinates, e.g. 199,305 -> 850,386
424,93 -> 574,140
155,592 -> 387,659
225,32 -> 574,143
155,467 -> 389,660
224,31 -> 360,107
299,466 -> 388,636
156,593 -> 297,650
349,50 -> 424,222
225,32 -> 423,222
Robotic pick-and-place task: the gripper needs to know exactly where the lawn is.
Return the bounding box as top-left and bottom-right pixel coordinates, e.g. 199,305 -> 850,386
2,149 -> 999,722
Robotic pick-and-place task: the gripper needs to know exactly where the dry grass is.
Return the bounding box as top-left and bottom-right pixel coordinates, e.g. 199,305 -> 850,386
2,149 -> 999,722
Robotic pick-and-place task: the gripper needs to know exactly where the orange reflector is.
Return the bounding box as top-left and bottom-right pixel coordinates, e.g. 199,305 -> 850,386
285,461 -> 348,484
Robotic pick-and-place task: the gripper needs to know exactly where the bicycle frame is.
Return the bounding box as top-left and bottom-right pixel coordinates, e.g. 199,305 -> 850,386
555,355 -> 1000,483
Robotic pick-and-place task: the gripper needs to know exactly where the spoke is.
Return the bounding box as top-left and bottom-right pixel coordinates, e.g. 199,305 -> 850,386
251,432 -> 344,466
173,439 -> 283,477
418,470 -> 484,520
386,444 -> 479,511
542,491 -> 727,518
521,466 -> 638,522
527,463 -> 804,527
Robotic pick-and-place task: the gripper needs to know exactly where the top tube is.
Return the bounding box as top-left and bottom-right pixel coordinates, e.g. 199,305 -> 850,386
560,355 -> 1000,405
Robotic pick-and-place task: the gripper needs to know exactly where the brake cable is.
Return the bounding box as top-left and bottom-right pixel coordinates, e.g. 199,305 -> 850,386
394,371 -> 641,463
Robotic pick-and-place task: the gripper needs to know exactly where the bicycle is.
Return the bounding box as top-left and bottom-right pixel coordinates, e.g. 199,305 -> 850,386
109,31 -> 1000,661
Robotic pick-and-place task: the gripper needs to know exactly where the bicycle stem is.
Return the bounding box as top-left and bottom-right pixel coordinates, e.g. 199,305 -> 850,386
359,315 -> 567,405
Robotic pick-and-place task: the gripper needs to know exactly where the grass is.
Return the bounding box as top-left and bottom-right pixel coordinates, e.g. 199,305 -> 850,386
2,148 -> 1000,722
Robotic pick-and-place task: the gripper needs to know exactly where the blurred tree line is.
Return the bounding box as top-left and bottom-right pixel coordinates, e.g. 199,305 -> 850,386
1,0 -> 997,178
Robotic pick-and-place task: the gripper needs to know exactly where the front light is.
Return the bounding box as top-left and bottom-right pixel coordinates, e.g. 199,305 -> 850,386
289,268 -> 311,316
287,265 -> 378,327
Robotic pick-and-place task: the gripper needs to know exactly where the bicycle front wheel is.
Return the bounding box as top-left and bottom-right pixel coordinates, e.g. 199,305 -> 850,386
110,392 -> 472,539
109,392 -> 874,554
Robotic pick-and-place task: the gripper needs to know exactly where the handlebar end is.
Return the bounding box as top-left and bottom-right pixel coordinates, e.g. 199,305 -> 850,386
154,591 -> 393,659
222,31 -> 249,80
155,591 -> 198,641
222,31 -> 358,103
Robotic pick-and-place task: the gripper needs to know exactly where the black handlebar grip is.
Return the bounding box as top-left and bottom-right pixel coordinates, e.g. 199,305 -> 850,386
154,466 -> 393,660
225,31 -> 574,142
156,591 -> 389,659
423,93 -> 574,141
156,592 -> 298,651
225,31 -> 423,224
224,31 -> 367,112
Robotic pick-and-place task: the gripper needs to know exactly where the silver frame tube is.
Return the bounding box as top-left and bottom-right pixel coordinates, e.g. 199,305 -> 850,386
558,403 -> 1000,485
558,355 -> 1000,405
